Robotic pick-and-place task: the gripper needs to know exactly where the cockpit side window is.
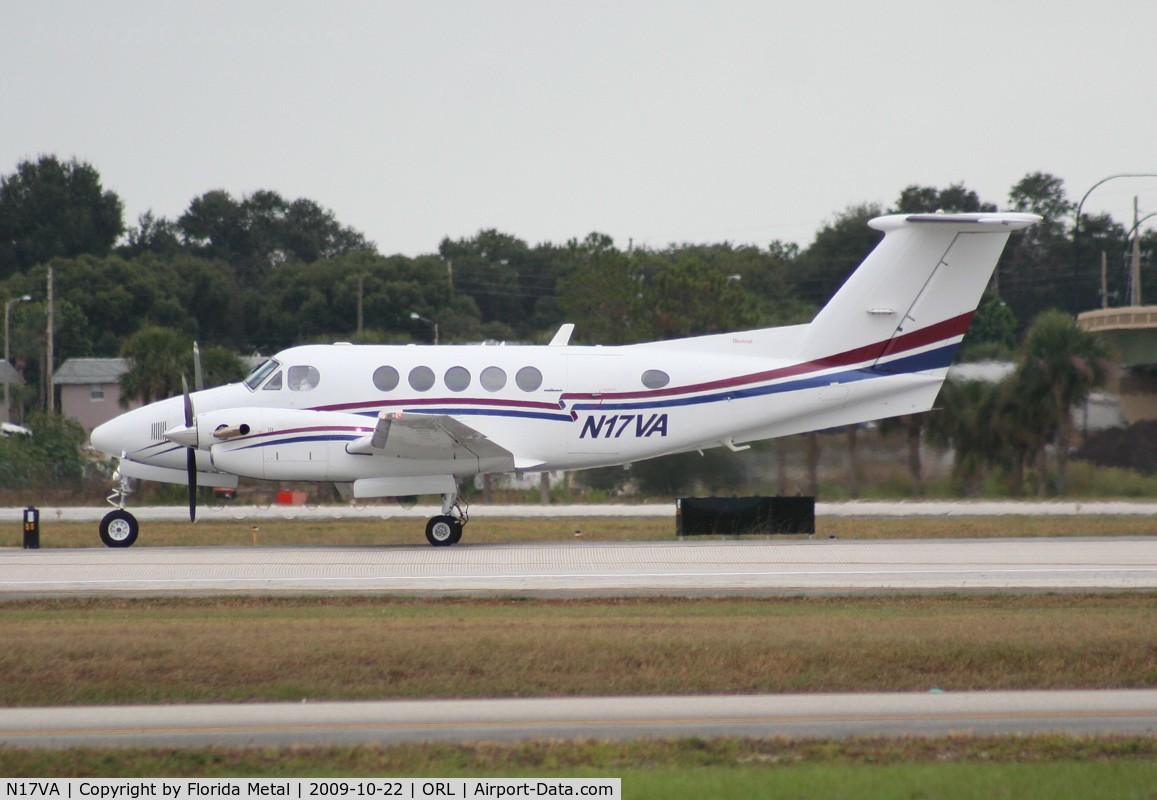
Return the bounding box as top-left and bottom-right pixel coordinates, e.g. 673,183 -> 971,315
262,370 -> 283,391
244,359 -> 281,391
288,365 -> 320,392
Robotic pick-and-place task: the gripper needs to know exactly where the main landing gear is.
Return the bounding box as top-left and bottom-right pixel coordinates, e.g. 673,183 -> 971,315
100,473 -> 140,548
425,490 -> 469,546
98,473 -> 469,548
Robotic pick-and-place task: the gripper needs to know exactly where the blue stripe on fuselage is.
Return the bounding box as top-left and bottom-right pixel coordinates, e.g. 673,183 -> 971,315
135,345 -> 957,456
571,344 -> 958,413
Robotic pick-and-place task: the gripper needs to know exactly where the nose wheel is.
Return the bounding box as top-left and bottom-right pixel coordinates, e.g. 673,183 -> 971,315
100,470 -> 141,547
100,509 -> 140,548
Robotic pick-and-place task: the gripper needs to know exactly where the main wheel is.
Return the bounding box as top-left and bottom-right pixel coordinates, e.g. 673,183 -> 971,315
99,509 -> 139,548
425,515 -> 462,546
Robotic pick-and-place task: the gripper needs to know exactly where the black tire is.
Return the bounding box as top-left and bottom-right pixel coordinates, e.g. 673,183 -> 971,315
425,515 -> 462,546
99,509 -> 139,548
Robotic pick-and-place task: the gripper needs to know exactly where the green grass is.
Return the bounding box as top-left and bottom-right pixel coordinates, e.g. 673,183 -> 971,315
7,512 -> 1157,549
1,594 -> 1153,706
3,736 -> 1155,797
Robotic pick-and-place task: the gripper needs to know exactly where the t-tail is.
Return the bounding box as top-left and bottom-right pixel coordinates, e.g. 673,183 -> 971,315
795,212 -> 1039,377
733,211 -> 1044,436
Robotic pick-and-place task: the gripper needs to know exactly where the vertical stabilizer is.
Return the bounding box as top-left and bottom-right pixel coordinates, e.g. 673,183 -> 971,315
794,213 -> 1039,372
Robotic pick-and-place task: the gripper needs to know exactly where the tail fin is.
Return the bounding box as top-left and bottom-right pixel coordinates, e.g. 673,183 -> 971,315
794,213 -> 1039,371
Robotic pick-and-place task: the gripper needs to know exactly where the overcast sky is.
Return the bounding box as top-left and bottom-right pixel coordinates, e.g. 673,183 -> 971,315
5,1 -> 1157,256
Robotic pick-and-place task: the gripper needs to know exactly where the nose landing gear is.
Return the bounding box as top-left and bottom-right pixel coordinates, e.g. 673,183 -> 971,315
100,472 -> 140,547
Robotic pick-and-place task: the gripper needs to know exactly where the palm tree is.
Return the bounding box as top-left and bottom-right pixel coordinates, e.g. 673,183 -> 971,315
1016,310 -> 1113,495
925,379 -> 1000,497
119,325 -> 189,406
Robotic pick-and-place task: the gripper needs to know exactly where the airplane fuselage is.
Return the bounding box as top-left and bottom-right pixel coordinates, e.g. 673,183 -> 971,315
93,332 -> 950,489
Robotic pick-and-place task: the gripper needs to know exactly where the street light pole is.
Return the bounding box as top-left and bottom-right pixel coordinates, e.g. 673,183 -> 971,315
1073,173 -> 1157,313
4,294 -> 32,423
409,312 -> 439,345
1123,202 -> 1157,307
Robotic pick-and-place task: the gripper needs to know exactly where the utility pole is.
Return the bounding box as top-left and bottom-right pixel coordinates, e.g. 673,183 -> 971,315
356,274 -> 364,335
46,266 -> 54,413
1101,251 -> 1108,309
1131,196 -> 1143,306
4,294 -> 32,423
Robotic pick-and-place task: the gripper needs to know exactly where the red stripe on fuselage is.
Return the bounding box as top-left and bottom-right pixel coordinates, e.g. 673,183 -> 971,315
562,312 -> 973,403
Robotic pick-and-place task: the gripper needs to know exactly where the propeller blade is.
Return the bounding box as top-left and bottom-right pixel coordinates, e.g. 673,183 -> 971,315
181,374 -> 197,523
182,375 -> 194,428
187,447 -> 198,523
193,341 -> 204,392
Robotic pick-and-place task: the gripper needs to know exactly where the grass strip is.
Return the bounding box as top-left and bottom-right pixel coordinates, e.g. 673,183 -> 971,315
3,735 -> 1155,799
7,513 -> 1157,548
1,594 -> 1153,706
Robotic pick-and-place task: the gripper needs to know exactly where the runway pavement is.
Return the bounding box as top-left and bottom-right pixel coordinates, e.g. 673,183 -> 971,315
1,537 -> 1154,596
1,691 -> 1154,747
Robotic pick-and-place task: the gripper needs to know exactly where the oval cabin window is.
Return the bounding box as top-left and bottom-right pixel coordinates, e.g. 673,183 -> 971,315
515,366 -> 543,392
445,366 -> 471,392
641,369 -> 670,390
480,366 -> 507,391
373,366 -> 400,392
408,366 -> 435,392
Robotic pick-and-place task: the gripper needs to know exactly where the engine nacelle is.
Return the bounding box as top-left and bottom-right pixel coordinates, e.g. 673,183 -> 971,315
194,407 -> 374,481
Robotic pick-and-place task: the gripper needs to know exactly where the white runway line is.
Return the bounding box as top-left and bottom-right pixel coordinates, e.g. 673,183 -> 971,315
2,690 -> 1155,747
2,538 -> 1155,594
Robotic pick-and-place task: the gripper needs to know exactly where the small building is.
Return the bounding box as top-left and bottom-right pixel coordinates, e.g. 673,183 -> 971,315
53,358 -> 140,434
1,359 -> 22,425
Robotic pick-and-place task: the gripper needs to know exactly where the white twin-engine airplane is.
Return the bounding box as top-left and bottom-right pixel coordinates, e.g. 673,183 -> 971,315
90,212 -> 1038,547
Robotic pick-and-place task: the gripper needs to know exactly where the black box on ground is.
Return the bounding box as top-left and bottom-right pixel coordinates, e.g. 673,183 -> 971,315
676,496 -> 815,536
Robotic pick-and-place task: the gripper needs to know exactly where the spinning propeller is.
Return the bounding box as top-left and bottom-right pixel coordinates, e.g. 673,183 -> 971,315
184,342 -> 205,522
163,343 -> 205,523
181,375 -> 197,522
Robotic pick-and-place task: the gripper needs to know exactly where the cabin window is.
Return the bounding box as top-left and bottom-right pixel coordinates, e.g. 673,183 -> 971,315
515,366 -> 543,392
480,366 -> 507,392
641,369 -> 670,389
408,365 -> 435,392
262,370 -> 283,391
445,366 -> 471,392
90,384 -> 105,401
288,365 -> 320,391
373,365 -> 400,392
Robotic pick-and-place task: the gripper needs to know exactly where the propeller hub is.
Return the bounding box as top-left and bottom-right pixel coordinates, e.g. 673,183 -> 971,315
163,424 -> 198,449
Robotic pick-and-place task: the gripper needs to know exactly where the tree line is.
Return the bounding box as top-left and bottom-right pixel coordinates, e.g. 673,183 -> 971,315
0,154 -> 1140,496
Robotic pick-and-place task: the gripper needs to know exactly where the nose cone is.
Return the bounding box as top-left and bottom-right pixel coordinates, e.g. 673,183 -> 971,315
90,416 -> 126,456
91,395 -> 184,457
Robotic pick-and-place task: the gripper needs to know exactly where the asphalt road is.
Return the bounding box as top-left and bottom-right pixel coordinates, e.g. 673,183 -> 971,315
2,691 -> 1154,748
1,537 -> 1154,596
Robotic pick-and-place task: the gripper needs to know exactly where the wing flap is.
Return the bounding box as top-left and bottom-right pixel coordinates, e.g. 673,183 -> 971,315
347,411 -> 517,468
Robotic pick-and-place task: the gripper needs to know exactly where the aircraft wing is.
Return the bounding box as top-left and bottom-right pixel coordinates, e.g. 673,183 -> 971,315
346,410 -> 517,468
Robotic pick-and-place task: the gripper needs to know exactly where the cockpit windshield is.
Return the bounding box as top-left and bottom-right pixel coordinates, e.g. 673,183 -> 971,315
243,359 -> 281,391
